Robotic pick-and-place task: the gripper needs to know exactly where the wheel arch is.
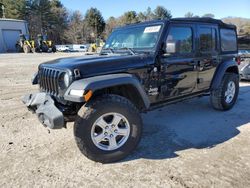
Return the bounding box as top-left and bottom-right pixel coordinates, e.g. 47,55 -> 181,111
93,84 -> 147,111
210,60 -> 239,90
64,73 -> 150,111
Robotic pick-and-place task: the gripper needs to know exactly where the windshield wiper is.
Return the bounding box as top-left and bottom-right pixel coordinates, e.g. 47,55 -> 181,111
101,47 -> 114,54
119,47 -> 136,55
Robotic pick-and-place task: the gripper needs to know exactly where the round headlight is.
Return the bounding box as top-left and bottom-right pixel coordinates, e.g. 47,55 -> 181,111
59,72 -> 70,89
64,73 -> 70,87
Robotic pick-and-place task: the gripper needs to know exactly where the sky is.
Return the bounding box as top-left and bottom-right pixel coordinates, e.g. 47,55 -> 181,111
61,0 -> 250,20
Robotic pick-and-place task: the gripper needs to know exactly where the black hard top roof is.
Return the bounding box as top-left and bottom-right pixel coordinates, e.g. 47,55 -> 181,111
117,17 -> 236,30
171,17 -> 236,29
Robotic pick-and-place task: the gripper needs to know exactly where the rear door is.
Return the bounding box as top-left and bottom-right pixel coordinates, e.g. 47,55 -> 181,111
196,24 -> 219,90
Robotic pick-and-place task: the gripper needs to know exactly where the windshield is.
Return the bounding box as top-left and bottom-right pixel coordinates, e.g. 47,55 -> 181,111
103,24 -> 163,52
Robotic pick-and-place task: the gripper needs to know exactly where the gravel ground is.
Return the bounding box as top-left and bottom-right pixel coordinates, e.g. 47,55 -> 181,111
0,53 -> 250,188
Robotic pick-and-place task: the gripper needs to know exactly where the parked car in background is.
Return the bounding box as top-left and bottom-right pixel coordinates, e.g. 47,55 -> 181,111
238,49 -> 250,56
239,60 -> 250,80
239,50 -> 250,80
56,45 -> 70,52
72,44 -> 88,52
56,44 -> 89,52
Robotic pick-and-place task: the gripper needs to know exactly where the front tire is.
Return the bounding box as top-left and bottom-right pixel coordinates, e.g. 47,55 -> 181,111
210,73 -> 239,110
16,44 -> 22,52
31,48 -> 36,53
23,44 -> 31,53
74,94 -> 142,163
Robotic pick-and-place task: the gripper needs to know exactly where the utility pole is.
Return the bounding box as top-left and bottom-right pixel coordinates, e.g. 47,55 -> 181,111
2,5 -> 5,18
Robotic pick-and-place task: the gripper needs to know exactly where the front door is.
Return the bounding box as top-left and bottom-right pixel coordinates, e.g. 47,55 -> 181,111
159,24 -> 198,100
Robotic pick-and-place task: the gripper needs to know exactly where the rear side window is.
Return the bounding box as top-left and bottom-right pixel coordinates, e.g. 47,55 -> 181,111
199,27 -> 217,52
167,26 -> 193,54
220,29 -> 237,52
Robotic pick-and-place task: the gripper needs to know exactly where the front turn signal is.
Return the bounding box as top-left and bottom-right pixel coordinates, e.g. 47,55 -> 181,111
84,90 -> 93,102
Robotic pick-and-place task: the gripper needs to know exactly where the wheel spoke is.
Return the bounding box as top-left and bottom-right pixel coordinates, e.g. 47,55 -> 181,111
231,85 -> 235,92
225,81 -> 236,104
112,114 -> 122,126
96,117 -> 108,129
116,128 -> 128,136
109,136 -> 117,149
91,112 -> 131,151
225,90 -> 229,97
94,133 -> 105,143
229,84 -> 233,92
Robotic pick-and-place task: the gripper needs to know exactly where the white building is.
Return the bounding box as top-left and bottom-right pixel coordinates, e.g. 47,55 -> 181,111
0,18 -> 29,53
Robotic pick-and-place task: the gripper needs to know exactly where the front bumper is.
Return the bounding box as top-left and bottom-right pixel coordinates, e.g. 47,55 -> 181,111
22,93 -> 65,129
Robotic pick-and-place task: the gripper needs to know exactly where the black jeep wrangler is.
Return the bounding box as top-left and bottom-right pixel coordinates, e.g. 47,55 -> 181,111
23,18 -> 239,163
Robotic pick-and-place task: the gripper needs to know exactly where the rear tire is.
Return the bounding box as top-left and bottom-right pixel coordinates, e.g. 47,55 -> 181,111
210,73 -> 239,110
52,46 -> 57,53
74,94 -> 142,163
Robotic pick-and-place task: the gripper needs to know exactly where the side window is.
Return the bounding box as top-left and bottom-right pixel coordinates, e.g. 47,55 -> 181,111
166,26 -> 193,54
199,27 -> 217,52
220,29 -> 237,52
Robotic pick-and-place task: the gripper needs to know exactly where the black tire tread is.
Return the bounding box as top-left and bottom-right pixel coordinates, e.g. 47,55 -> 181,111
74,94 -> 141,163
210,72 -> 239,110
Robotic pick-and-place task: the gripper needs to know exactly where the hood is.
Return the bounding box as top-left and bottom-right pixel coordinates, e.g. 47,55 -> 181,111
40,53 -> 153,78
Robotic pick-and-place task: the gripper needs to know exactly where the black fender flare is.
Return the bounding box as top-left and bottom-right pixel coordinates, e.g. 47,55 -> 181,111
64,73 -> 150,109
210,60 -> 239,90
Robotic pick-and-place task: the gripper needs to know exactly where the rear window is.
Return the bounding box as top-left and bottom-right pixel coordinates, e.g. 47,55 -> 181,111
220,29 -> 237,52
199,27 -> 217,52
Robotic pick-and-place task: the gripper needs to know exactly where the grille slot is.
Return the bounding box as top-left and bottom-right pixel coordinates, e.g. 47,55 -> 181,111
38,67 -> 61,96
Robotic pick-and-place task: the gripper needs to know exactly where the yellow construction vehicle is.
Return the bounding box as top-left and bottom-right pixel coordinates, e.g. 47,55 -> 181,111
36,34 -> 56,53
88,38 -> 105,53
88,43 -> 97,52
16,34 -> 36,53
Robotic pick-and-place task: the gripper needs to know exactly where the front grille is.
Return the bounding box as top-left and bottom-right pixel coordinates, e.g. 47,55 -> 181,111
38,67 -> 62,96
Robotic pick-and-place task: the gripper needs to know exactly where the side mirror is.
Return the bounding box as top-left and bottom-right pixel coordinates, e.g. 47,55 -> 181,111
166,42 -> 176,54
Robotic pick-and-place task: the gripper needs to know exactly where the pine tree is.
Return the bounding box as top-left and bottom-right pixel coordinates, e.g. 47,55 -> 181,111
49,0 -> 68,43
85,7 -> 105,39
0,2 -> 3,18
0,0 -> 27,19
154,6 -> 172,20
119,11 -> 138,25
